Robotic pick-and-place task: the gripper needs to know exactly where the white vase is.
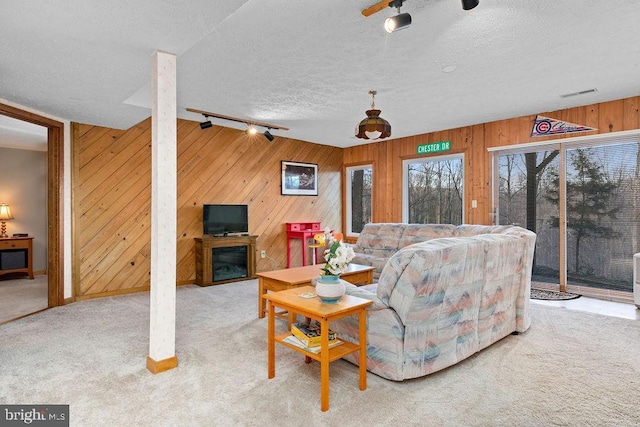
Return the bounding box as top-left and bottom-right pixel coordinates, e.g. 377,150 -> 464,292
315,275 -> 346,304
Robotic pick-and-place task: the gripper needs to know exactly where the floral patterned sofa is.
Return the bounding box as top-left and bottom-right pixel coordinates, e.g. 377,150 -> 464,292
333,223 -> 536,381
352,223 -> 491,280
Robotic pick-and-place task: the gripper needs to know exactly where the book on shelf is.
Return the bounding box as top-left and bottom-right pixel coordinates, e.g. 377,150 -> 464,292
291,321 -> 336,348
282,335 -> 343,354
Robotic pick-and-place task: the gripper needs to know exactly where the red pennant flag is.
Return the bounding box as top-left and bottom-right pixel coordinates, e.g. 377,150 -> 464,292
531,115 -> 597,137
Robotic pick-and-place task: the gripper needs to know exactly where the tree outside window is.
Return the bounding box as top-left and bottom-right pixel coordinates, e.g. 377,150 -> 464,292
404,155 -> 463,225
346,165 -> 372,235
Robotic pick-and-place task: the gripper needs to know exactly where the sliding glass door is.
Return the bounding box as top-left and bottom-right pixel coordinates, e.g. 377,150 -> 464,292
496,149 -> 561,285
493,133 -> 640,294
563,144 -> 640,292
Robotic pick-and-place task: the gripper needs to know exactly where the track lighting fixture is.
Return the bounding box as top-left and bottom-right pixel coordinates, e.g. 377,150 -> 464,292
461,0 -> 479,10
188,108 -> 289,141
355,90 -> 391,140
385,0 -> 411,33
199,118 -> 213,129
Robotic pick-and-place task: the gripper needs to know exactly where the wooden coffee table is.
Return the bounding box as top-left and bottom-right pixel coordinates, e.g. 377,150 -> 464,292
256,263 -> 374,321
264,285 -> 372,412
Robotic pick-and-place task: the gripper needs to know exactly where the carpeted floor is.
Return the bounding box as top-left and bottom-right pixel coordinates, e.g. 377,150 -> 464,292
0,275 -> 48,323
1,280 -> 639,426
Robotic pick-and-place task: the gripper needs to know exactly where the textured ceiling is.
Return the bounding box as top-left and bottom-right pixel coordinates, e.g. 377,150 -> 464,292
1,0 -> 639,149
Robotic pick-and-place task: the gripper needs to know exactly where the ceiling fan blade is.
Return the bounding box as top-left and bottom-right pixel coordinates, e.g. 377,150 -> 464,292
361,0 -> 393,17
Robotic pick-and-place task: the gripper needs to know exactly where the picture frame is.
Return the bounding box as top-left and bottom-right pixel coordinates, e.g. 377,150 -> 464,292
281,161 -> 318,196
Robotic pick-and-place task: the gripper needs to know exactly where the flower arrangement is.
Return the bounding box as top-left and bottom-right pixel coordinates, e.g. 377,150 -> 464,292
321,229 -> 355,276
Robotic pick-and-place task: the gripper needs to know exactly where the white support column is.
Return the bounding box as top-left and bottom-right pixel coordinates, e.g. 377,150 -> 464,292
147,50 -> 178,374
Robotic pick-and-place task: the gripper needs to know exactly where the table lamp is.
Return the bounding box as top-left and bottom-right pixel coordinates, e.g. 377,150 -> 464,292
0,203 -> 14,238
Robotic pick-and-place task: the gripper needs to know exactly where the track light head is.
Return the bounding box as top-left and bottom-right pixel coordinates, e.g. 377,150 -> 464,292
461,0 -> 479,10
200,120 -> 212,129
264,130 -> 274,142
385,12 -> 411,33
384,0 -> 411,33
246,125 -> 258,135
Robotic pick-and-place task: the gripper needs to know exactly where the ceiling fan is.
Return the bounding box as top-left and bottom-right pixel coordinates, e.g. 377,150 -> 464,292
361,0 -> 395,17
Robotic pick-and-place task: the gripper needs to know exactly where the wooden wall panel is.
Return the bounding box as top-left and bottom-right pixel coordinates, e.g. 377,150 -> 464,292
343,95 -> 640,231
73,119 -> 342,299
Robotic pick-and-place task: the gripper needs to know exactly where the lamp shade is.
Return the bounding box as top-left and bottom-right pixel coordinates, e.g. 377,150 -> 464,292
355,109 -> 391,140
0,204 -> 13,220
356,90 -> 391,140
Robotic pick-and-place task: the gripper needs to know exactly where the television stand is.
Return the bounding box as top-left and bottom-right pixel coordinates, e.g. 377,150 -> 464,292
194,235 -> 257,286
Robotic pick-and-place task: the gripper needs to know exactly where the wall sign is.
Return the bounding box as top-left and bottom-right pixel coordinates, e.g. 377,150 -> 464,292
417,140 -> 451,155
531,115 -> 597,137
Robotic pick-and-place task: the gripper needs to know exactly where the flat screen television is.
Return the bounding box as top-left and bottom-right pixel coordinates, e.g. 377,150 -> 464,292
203,204 -> 249,236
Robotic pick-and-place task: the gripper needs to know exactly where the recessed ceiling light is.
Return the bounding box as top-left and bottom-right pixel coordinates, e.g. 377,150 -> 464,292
442,65 -> 457,73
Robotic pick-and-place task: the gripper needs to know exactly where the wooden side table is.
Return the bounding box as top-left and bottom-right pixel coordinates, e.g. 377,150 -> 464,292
0,236 -> 34,279
263,285 -> 372,412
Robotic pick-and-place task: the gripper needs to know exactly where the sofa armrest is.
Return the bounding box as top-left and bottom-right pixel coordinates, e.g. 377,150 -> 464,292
343,283 -> 388,310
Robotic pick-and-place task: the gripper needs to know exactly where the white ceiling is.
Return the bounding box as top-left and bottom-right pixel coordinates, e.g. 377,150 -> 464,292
1,0 -> 639,149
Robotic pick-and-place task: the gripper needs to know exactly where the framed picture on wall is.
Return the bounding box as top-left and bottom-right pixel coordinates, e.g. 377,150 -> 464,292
281,161 -> 318,196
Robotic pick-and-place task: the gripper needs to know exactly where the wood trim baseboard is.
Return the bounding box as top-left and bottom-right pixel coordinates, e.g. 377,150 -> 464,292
75,282 -> 196,300
146,355 -> 178,374
75,285 -> 151,301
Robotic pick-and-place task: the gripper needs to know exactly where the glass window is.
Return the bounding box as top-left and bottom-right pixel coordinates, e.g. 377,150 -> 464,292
403,154 -> 464,224
346,164 -> 372,235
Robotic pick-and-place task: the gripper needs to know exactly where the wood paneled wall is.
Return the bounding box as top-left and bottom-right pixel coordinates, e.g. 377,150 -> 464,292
72,119 -> 342,299
72,96 -> 640,298
343,96 -> 640,239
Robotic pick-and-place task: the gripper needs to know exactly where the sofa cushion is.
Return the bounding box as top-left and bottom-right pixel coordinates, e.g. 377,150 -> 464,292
397,223 -> 457,248
454,224 -> 511,237
354,223 -> 405,255
351,253 -> 389,281
379,237 -> 487,326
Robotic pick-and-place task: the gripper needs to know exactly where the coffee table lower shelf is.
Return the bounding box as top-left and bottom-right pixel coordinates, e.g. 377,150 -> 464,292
275,332 -> 359,362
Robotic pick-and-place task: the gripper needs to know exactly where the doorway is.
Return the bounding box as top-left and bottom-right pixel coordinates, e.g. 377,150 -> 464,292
0,102 -> 64,311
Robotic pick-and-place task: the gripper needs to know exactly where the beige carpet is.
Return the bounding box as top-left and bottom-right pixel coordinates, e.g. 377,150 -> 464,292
0,275 -> 48,323
1,280 -> 639,426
